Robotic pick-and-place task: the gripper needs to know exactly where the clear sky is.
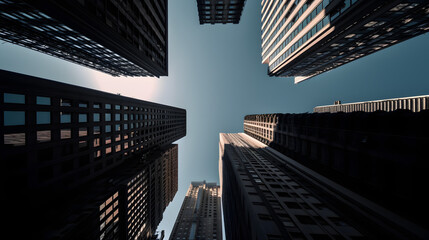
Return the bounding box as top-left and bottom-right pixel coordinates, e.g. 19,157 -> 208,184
1,0 -> 429,239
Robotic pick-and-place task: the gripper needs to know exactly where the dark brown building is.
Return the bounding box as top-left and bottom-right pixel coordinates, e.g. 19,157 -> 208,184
0,0 -> 168,77
196,0 -> 246,24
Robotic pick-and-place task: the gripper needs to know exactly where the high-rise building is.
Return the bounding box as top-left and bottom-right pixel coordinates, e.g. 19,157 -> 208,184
219,133 -> 429,239
0,69 -> 185,198
243,111 -> 429,238
0,0 -> 168,77
313,95 -> 429,113
260,0 -> 429,83
169,181 -> 222,240
196,0 -> 246,24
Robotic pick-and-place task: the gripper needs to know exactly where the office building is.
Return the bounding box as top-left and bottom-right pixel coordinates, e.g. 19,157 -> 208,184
261,0 -> 429,83
0,0 -> 168,77
170,181 -> 222,240
220,133 -> 429,239
0,69 -> 186,197
197,0 -> 246,24
243,111 -> 429,237
313,95 -> 429,113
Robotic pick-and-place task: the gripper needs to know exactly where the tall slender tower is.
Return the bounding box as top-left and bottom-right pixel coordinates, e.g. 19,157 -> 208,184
219,133 -> 429,239
261,0 -> 429,83
170,181 -> 222,240
0,0 -> 168,77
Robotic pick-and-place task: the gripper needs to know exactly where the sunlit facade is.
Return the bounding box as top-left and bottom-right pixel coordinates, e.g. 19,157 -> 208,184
169,181 -> 222,240
261,0 -> 429,83
0,0 -> 168,77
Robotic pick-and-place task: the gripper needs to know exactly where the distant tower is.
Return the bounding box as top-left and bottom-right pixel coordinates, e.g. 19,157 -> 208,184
260,0 -> 429,83
196,0 -> 246,24
0,0 -> 169,77
170,181 -> 222,240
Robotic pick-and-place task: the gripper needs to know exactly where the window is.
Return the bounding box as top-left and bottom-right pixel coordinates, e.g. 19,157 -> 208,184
106,147 -> 112,154
4,133 -> 25,146
105,125 -> 111,133
115,113 -> 120,121
94,126 -> 101,135
105,103 -> 111,109
37,130 -> 51,142
37,111 -> 50,124
105,113 -> 111,121
4,93 -> 25,104
4,111 -> 25,126
94,138 -> 101,147
79,113 -> 87,123
36,96 -> 50,105
61,129 -> 71,139
93,103 -> 101,109
115,124 -> 120,131
94,113 -> 100,122
115,105 -> 120,110
60,112 -> 71,123
79,127 -> 87,137
60,98 -> 71,107
78,102 -> 88,108
105,136 -> 111,144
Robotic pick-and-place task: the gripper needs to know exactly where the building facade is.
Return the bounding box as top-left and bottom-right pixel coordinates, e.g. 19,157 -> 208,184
243,112 -> 429,237
169,181 -> 222,240
261,0 -> 429,83
220,133 -> 429,240
0,69 -> 186,197
0,0 -> 168,77
196,0 -> 246,24
313,95 -> 429,113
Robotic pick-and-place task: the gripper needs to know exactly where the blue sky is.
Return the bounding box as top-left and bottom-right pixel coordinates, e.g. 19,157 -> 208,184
1,0 -> 429,239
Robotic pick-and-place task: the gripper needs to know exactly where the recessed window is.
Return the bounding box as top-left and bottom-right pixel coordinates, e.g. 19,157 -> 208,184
37,130 -> 51,142
105,113 -> 111,121
105,125 -> 111,133
93,103 -> 101,109
115,113 -> 120,121
79,113 -> 87,123
106,147 -> 112,155
123,114 -> 128,121
105,103 -> 111,109
115,124 -> 120,131
4,93 -> 25,104
4,133 -> 25,146
94,138 -> 101,147
61,129 -> 71,139
60,112 -> 71,123
60,98 -> 71,107
37,111 -> 50,124
79,140 -> 88,150
79,127 -> 87,137
36,96 -> 51,105
4,111 -> 25,126
115,134 -> 120,142
115,105 -> 120,110
78,102 -> 88,108
94,113 -> 100,122
94,126 -> 101,135
105,136 -> 111,144
94,150 -> 102,159
115,144 -> 121,152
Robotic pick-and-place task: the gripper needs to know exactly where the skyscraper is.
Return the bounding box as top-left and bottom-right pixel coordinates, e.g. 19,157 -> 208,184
219,133 -> 429,239
196,0 -> 246,24
1,70 -> 186,239
169,181 -> 222,240
243,111 -> 429,238
261,0 -> 429,83
313,95 -> 429,113
0,0 -> 168,77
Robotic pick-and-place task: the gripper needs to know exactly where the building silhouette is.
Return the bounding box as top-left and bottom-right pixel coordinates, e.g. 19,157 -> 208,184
169,181 -> 222,240
261,0 -> 429,83
220,132 -> 429,239
196,0 -> 246,24
314,95 -> 429,113
1,70 -> 185,239
0,0 -> 168,77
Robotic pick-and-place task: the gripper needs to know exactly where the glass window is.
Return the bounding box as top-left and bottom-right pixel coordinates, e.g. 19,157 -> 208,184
93,103 -> 101,109
124,114 -> 128,121
105,125 -> 111,133
37,111 -> 50,124
115,113 -> 120,121
4,133 -> 25,146
115,124 -> 120,131
105,103 -> 111,109
94,138 -> 101,147
115,105 -> 120,110
36,96 -> 51,105
37,130 -> 51,143
106,147 -> 112,155
4,111 -> 25,126
105,136 -> 111,144
60,99 -> 72,107
79,113 -> 87,123
61,129 -> 71,139
94,113 -> 100,122
79,102 -> 88,108
115,144 -> 121,152
4,93 -> 25,104
79,127 -> 87,137
105,113 -> 111,121
60,112 -> 71,123
94,126 -> 101,135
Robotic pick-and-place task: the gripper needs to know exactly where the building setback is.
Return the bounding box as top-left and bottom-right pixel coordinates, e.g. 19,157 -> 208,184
169,181 -> 222,240
313,95 -> 429,113
220,133 -> 429,240
196,0 -> 246,24
0,0 -> 168,77
0,69 -> 185,197
243,111 -> 429,238
260,0 -> 429,83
